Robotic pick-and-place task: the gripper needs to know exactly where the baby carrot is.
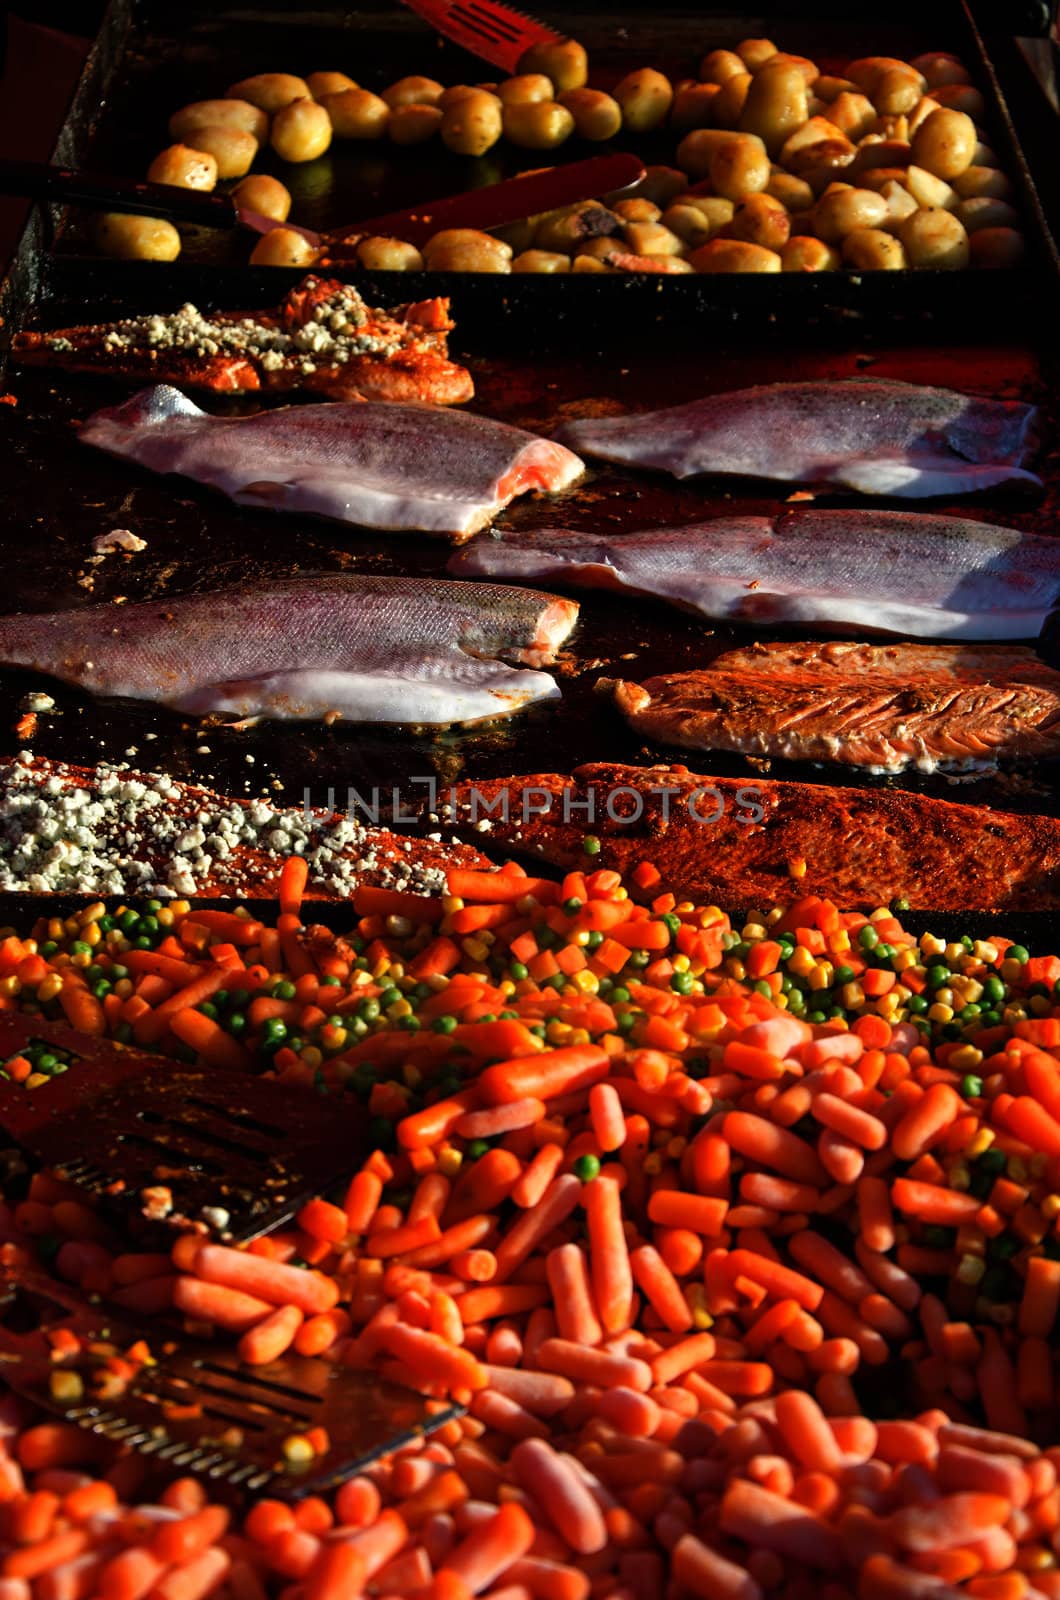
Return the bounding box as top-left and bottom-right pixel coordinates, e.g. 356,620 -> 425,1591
584,1171 -> 634,1336
193,1243 -> 339,1314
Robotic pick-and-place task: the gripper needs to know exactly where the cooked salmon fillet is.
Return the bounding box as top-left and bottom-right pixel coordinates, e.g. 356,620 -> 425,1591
446,761 -> 1060,911
0,755 -> 490,899
13,276 -> 474,405
612,643 -> 1060,773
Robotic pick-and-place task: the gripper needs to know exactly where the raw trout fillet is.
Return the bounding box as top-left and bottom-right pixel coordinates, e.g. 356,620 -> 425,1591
613,643 -> 1060,773
80,386 -> 584,541
449,513 -> 1060,639
556,379 -> 1042,497
14,276 -> 475,405
446,762 -> 1060,912
0,575 -> 579,726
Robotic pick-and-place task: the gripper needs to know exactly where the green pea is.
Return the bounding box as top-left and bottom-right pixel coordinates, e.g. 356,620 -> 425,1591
466,1140 -> 490,1161
858,926 -> 879,951
586,930 -> 603,951
274,979 -> 297,1001
563,897 -> 583,914
433,1015 -> 458,1035
583,835 -> 601,856
1008,945 -> 1030,964
379,988 -> 402,1009
574,1154 -> 600,1182
359,998 -> 381,1023
228,1013 -> 247,1035
510,962 -> 529,981
198,1001 -> 218,1020
671,971 -> 695,995
833,966 -> 856,986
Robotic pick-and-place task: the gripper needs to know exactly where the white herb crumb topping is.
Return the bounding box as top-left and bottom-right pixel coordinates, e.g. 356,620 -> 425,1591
55,281 -> 408,368
0,754 -> 449,901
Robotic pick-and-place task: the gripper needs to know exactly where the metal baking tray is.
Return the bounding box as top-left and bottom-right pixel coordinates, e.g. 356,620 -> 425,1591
0,0 -> 1058,929
4,0 -> 1060,340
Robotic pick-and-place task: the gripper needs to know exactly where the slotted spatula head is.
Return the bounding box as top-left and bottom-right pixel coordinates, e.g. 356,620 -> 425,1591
398,0 -> 562,74
0,1272 -> 462,1499
0,1013 -> 367,1245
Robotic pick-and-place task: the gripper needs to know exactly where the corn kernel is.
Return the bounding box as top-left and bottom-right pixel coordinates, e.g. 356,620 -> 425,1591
572,971 -> 599,995
700,906 -> 726,927
949,1163 -> 970,1191
870,907 -> 891,923
956,1254 -> 985,1285
920,933 -> 946,957
788,947 -> 816,977
840,982 -> 865,1009
78,902 -> 106,926
37,974 -> 62,1003
301,1047 -> 323,1070
967,1128 -> 994,1158
1003,1004 -> 1028,1024
49,1370 -> 84,1402
437,1148 -> 463,1178
672,954 -> 690,973
807,962 -> 833,992
442,896 -> 464,914
71,952 -> 92,969
1000,959 -> 1024,984
949,1044 -> 983,1072
830,930 -> 851,953
282,1435 -> 316,1463
944,942 -> 965,965
974,940 -> 999,964
787,857 -> 807,880
927,1002 -> 953,1024
742,923 -> 767,943
613,888 -> 629,902
725,960 -> 746,982
1041,1194 -> 1060,1221
386,998 -> 412,1020
428,973 -> 451,993
0,977 -> 21,999
569,1029 -> 591,1046
546,1021 -> 572,1044
171,900 -> 191,917
156,908 -> 175,927
26,1073 -> 50,1089
893,950 -> 917,973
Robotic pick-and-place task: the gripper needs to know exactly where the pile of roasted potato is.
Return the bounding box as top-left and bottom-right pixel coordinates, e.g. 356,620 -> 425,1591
100,36 -> 1024,274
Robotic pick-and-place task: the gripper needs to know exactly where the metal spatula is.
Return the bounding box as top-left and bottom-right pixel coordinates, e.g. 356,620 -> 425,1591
0,1013 -> 366,1245
0,1271 -> 462,1499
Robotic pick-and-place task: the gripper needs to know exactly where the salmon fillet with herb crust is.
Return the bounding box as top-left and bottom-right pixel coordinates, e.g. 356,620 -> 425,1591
13,276 -> 474,405
445,761 -> 1060,912
0,754 -> 490,900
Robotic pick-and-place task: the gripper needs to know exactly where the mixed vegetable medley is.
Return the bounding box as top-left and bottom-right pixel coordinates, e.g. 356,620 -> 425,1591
1,854 -> 1060,1597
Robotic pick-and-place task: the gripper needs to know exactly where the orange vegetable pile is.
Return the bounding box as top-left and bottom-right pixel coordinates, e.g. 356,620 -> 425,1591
2,855 -> 1060,1597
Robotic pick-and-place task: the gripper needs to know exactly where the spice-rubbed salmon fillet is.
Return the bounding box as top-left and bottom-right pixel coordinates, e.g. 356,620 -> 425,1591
13,276 -> 474,405
555,379 -> 1042,497
448,512 -> 1060,638
0,754 -> 491,899
612,643 -> 1060,774
445,762 -> 1060,911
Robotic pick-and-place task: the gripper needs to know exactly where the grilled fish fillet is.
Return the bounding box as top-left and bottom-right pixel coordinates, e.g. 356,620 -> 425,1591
555,379 -> 1042,496
613,643 -> 1060,774
0,575 -> 579,726
81,386 -> 584,541
445,761 -> 1060,911
0,755 -> 491,899
14,276 -> 474,405
448,513 -> 1060,639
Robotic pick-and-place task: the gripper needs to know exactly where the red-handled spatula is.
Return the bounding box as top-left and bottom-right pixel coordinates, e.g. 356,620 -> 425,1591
0,153 -> 645,252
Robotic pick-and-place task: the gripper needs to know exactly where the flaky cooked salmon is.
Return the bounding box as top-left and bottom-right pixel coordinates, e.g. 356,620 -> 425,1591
446,761 -> 1060,911
612,642 -> 1060,774
13,276 -> 474,405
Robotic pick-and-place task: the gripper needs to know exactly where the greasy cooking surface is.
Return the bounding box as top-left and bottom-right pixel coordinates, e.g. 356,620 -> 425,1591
1,333 -> 1058,848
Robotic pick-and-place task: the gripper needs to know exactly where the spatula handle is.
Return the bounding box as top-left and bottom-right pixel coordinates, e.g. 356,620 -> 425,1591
0,158 -> 240,227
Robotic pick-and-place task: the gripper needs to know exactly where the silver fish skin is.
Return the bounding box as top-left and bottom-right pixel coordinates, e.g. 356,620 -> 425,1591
0,575 -> 579,725
555,379 -> 1042,497
80,386 -> 584,541
448,512 -> 1060,640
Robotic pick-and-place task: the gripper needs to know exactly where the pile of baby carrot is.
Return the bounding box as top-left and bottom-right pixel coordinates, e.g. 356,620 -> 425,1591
2,854 -> 1060,1598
